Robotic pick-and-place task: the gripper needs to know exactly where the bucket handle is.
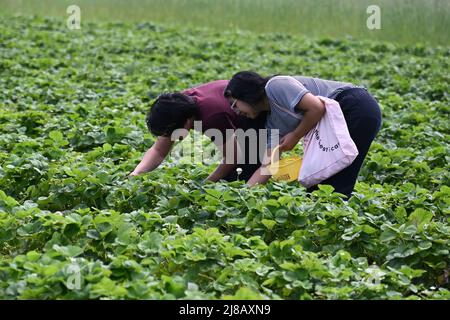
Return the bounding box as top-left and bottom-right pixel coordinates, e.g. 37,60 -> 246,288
270,145 -> 281,165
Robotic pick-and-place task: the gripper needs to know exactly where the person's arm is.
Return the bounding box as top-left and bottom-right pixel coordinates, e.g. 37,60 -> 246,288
130,136 -> 174,176
247,167 -> 272,186
206,134 -> 239,182
207,163 -> 237,182
279,93 -> 326,152
246,148 -> 273,186
246,93 -> 325,186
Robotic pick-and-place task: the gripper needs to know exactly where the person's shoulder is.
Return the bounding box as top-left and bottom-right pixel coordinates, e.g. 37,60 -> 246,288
212,79 -> 229,85
265,75 -> 297,90
202,79 -> 229,89
185,79 -> 228,92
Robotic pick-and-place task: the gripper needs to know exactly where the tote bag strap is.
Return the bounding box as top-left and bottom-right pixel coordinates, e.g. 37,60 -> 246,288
270,99 -> 303,120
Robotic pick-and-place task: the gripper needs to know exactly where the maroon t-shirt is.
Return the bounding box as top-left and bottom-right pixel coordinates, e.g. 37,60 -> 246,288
182,80 -> 251,143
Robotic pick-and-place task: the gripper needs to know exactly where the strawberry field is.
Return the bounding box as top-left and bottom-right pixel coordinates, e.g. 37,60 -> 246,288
0,16 -> 449,299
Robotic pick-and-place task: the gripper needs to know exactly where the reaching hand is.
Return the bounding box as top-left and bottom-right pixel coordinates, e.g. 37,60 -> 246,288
279,131 -> 301,152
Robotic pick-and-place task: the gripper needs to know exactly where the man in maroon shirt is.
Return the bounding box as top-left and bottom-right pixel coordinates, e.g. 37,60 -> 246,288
131,80 -> 266,182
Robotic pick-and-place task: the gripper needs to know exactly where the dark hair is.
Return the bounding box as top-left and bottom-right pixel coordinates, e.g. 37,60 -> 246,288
224,71 -> 271,106
146,92 -> 198,137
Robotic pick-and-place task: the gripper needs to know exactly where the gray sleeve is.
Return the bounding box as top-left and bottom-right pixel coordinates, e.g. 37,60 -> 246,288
266,128 -> 280,150
265,76 -> 310,113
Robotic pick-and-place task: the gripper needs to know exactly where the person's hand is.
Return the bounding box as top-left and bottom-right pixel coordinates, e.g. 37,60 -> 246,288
203,178 -> 215,184
279,132 -> 301,152
129,171 -> 139,177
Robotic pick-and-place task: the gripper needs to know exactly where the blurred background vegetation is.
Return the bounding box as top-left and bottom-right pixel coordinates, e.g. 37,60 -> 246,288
1,0 -> 449,45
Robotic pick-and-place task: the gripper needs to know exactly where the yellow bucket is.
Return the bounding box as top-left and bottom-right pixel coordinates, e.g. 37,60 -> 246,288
268,145 -> 302,182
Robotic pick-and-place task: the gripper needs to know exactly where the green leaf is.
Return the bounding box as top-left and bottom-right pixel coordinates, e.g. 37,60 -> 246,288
222,287 -> 264,300
0,228 -> 14,242
261,219 -> 277,230
53,245 -> 84,257
408,209 -> 433,230
223,247 -> 249,258
91,278 -> 128,298
63,223 -> 80,238
380,229 -> 397,242
26,251 -> 41,262
17,221 -> 42,236
86,229 -> 101,240
275,209 -> 288,223
137,232 -> 162,253
96,222 -> 113,236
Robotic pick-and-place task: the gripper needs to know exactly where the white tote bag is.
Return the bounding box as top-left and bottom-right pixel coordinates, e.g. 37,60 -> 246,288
298,96 -> 358,188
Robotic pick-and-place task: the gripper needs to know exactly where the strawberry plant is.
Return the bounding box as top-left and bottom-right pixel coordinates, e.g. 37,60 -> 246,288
0,16 -> 449,300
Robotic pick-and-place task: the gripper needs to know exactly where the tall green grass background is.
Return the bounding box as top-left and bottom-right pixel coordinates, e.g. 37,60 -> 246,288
1,0 -> 449,45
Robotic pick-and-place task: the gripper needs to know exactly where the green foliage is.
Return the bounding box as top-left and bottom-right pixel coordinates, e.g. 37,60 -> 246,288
1,0 -> 449,45
0,16 -> 449,300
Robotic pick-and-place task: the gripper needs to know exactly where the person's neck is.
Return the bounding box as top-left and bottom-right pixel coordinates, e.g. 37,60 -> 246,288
259,96 -> 271,111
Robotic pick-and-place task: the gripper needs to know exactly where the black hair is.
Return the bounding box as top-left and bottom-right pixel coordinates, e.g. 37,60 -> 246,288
224,71 -> 272,106
146,92 -> 198,137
